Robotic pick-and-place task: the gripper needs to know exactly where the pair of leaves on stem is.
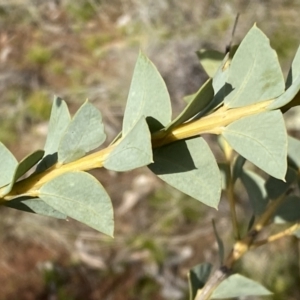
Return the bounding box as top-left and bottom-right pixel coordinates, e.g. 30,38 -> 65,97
105,24 -> 300,214
104,52 -> 171,171
45,98 -> 106,165
52,25 -> 300,218
3,98 -> 114,236
37,99 -> 113,235
6,171 -> 114,236
3,24 -> 300,237
212,25 -> 298,181
103,52 -> 222,208
0,144 -> 44,196
200,25 -> 300,181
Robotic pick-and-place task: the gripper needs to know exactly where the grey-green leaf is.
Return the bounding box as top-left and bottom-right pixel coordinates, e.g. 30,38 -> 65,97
0,142 -> 18,188
198,53 -> 231,118
240,169 -> 268,215
267,74 -> 300,110
37,97 -> 71,172
109,130 -> 122,146
2,150 -> 44,196
5,196 -> 67,219
39,171 -> 114,236
196,49 -> 225,77
188,263 -> 212,300
149,137 -> 221,208
211,274 -> 272,299
213,53 -> 230,96
224,25 -> 285,108
222,110 -> 287,179
274,195 -> 300,223
44,96 -> 71,156
286,44 -> 300,88
165,79 -> 214,131
104,117 -> 152,172
211,45 -> 238,97
58,101 -> 106,164
122,52 -> 171,135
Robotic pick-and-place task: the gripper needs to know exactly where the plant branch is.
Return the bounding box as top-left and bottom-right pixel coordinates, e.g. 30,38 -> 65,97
251,223 -> 300,248
195,194 -> 287,300
1,143 -> 117,199
251,194 -> 286,232
0,98 -> 273,201
151,99 -> 273,147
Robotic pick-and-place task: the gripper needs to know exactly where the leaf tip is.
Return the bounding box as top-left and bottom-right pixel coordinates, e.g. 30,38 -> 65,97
106,226 -> 114,238
138,49 -> 147,59
211,202 -> 219,210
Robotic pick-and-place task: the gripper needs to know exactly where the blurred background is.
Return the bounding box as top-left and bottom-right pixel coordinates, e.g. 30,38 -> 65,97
0,0 -> 300,299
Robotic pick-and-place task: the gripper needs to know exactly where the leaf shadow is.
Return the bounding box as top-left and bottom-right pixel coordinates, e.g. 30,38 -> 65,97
146,116 -> 164,133
216,82 -> 233,107
194,83 -> 233,120
149,139 -> 196,175
35,153 -> 58,173
5,196 -> 36,213
286,69 -> 293,89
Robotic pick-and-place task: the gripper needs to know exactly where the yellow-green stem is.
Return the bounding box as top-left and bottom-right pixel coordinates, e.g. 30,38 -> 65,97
251,223 -> 300,248
0,99 -> 273,201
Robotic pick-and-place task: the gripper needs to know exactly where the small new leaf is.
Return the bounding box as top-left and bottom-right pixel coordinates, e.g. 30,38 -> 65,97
200,53 -> 232,118
213,53 -> 230,96
39,172 -> 114,236
196,49 -> 225,77
165,79 -> 214,131
58,101 -> 106,164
